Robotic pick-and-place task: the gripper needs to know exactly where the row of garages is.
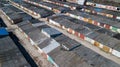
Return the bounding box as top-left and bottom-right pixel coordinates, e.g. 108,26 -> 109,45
1,0 -> 120,67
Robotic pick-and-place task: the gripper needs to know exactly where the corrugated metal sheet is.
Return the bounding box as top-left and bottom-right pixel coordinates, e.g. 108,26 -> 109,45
30,19 -> 42,24
113,34 -> 120,40
0,3 -> 4,8
68,10 -> 120,26
20,13 -> 32,21
73,46 -> 120,67
0,36 -> 30,67
30,19 -> 46,27
77,0 -> 86,5
42,28 -> 62,38
20,2 -> 54,18
2,6 -> 23,24
17,20 -> 48,44
42,39 -> 60,53
39,1 -> 70,13
93,34 -> 120,51
7,13 -> 23,24
7,5 -> 22,12
38,38 -> 52,49
96,28 -> 117,36
0,36 -> 16,53
48,46 -> 92,67
2,7 -> 14,14
49,15 -> 81,29
66,0 -> 77,3
47,0 -> 77,6
37,25 -> 50,31
28,0 -> 42,3
89,0 -> 120,7
54,34 -> 81,51
84,6 -> 120,17
17,21 -> 34,33
56,15 -> 101,33
85,24 -> 101,30
75,27 -> 92,35
49,15 -> 120,55
67,10 -> 120,33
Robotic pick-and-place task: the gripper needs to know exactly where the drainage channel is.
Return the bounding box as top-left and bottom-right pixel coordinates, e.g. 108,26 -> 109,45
0,18 -> 7,27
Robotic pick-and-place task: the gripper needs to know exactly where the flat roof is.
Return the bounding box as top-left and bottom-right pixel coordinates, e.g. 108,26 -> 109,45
0,36 -> 30,67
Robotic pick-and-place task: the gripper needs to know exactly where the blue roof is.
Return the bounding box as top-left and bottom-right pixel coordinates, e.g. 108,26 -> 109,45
42,28 -> 61,35
94,8 -> 102,12
0,28 -> 9,36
